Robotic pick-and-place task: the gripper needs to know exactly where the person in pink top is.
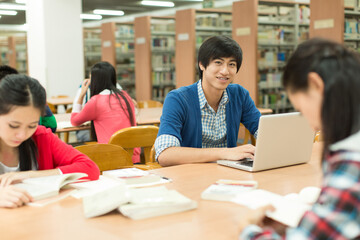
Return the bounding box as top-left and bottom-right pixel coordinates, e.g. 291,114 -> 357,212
70,62 -> 140,163
0,74 -> 100,208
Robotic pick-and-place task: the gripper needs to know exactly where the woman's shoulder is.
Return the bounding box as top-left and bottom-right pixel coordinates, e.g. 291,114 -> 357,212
32,125 -> 55,142
33,125 -> 53,135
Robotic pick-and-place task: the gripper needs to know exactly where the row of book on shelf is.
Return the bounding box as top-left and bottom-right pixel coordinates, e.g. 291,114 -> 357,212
152,71 -> 175,85
16,168 -> 321,228
258,91 -> 290,111
152,37 -> 175,49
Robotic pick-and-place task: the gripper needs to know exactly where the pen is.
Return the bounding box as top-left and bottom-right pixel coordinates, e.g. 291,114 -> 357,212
162,176 -> 172,181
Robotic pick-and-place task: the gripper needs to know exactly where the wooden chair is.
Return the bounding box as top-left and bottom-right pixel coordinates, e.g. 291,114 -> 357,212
240,123 -> 256,145
75,143 -> 133,173
47,102 -> 57,114
137,100 -> 163,109
60,107 -> 74,143
109,126 -> 162,169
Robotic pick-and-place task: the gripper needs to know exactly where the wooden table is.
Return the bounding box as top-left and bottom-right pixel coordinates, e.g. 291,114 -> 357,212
55,113 -> 91,133
258,107 -> 273,115
47,96 -> 74,106
0,143 -> 323,240
136,107 -> 162,125
55,108 -> 163,132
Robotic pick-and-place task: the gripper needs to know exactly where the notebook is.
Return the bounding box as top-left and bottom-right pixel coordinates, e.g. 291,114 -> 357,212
217,112 -> 315,172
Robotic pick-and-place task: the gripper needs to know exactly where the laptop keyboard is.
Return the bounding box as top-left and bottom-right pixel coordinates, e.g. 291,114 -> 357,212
236,159 -> 254,167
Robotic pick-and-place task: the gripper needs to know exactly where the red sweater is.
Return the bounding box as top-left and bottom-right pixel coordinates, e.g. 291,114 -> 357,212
32,126 -> 100,180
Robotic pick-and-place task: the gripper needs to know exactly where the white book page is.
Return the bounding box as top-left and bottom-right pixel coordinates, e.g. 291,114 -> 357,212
119,187 -> 197,220
82,183 -> 129,218
233,189 -> 312,228
70,176 -> 125,199
103,168 -> 149,178
22,173 -> 87,189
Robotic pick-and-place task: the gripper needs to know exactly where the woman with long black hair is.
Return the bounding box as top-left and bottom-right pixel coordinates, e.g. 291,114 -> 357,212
0,75 -> 99,208
71,61 -> 140,163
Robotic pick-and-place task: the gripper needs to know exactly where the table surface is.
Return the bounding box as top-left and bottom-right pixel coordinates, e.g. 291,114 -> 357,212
47,96 -> 74,106
0,142 -> 323,240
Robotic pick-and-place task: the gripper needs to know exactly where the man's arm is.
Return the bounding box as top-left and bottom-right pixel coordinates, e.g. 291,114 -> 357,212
158,144 -> 255,167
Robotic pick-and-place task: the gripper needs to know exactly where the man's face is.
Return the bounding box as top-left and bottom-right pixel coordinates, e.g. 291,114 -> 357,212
199,57 -> 237,94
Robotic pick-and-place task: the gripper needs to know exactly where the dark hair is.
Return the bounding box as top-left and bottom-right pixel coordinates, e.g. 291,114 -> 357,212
0,65 -> 18,80
282,38 -> 360,152
197,36 -> 243,79
0,74 -> 47,171
89,62 -> 135,140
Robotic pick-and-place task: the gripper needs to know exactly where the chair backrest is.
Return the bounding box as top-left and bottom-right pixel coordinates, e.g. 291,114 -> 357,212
138,100 -> 163,109
109,126 -> 159,164
47,102 -> 57,114
75,143 -> 133,173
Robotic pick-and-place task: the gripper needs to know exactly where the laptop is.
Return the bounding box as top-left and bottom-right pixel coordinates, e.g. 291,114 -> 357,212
217,112 -> 315,172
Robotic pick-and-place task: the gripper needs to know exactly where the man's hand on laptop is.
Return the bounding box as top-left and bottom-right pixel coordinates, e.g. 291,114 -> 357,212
222,144 -> 255,161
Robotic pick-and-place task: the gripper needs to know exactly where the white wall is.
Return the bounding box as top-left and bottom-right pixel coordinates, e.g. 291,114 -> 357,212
26,0 -> 84,98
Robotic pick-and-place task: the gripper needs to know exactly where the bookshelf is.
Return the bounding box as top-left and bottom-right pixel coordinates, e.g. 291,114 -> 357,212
0,36 -> 9,65
309,0 -> 344,43
134,16 -> 175,102
115,23 -> 135,98
344,0 -> 360,52
83,27 -> 101,77
310,0 -> 360,52
101,22 -> 136,98
175,9 -> 232,88
7,35 -> 28,74
151,17 -> 176,102
233,0 -> 309,113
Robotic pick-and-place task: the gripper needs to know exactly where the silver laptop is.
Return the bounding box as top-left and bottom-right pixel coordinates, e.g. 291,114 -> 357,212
217,112 -> 315,172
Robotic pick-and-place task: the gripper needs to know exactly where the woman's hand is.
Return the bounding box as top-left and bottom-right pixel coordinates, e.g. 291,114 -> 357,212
80,79 -> 90,97
0,171 -> 33,187
238,205 -> 275,232
0,185 -> 33,208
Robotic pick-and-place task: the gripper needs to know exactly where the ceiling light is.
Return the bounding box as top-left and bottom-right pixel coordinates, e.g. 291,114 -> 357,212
80,14 -> 102,20
0,10 -> 17,16
15,0 -> 27,4
93,9 -> 124,16
141,1 -> 175,7
0,3 -> 26,11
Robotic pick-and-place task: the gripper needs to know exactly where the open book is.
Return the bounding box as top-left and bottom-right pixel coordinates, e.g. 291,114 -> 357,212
233,186 -> 321,228
14,173 -> 87,201
201,179 -> 258,202
83,185 -> 197,220
102,168 -> 171,187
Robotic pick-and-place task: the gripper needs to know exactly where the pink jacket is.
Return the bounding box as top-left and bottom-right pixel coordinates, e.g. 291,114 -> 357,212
32,126 -> 100,180
70,90 -> 140,163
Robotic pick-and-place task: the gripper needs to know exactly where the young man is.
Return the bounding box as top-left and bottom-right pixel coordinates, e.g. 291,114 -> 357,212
155,36 -> 261,167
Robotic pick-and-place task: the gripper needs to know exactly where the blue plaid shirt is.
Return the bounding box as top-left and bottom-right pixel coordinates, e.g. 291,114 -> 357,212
155,80 -> 228,159
240,131 -> 360,240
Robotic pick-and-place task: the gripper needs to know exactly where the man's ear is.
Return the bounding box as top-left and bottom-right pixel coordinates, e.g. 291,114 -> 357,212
307,72 -> 324,94
199,62 -> 205,71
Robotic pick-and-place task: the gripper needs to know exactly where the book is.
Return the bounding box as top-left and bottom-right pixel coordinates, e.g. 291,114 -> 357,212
201,179 -> 258,202
102,168 -> 171,187
14,172 -> 87,201
82,186 -> 197,219
233,186 -> 321,228
70,175 -> 126,199
119,186 -> 197,220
